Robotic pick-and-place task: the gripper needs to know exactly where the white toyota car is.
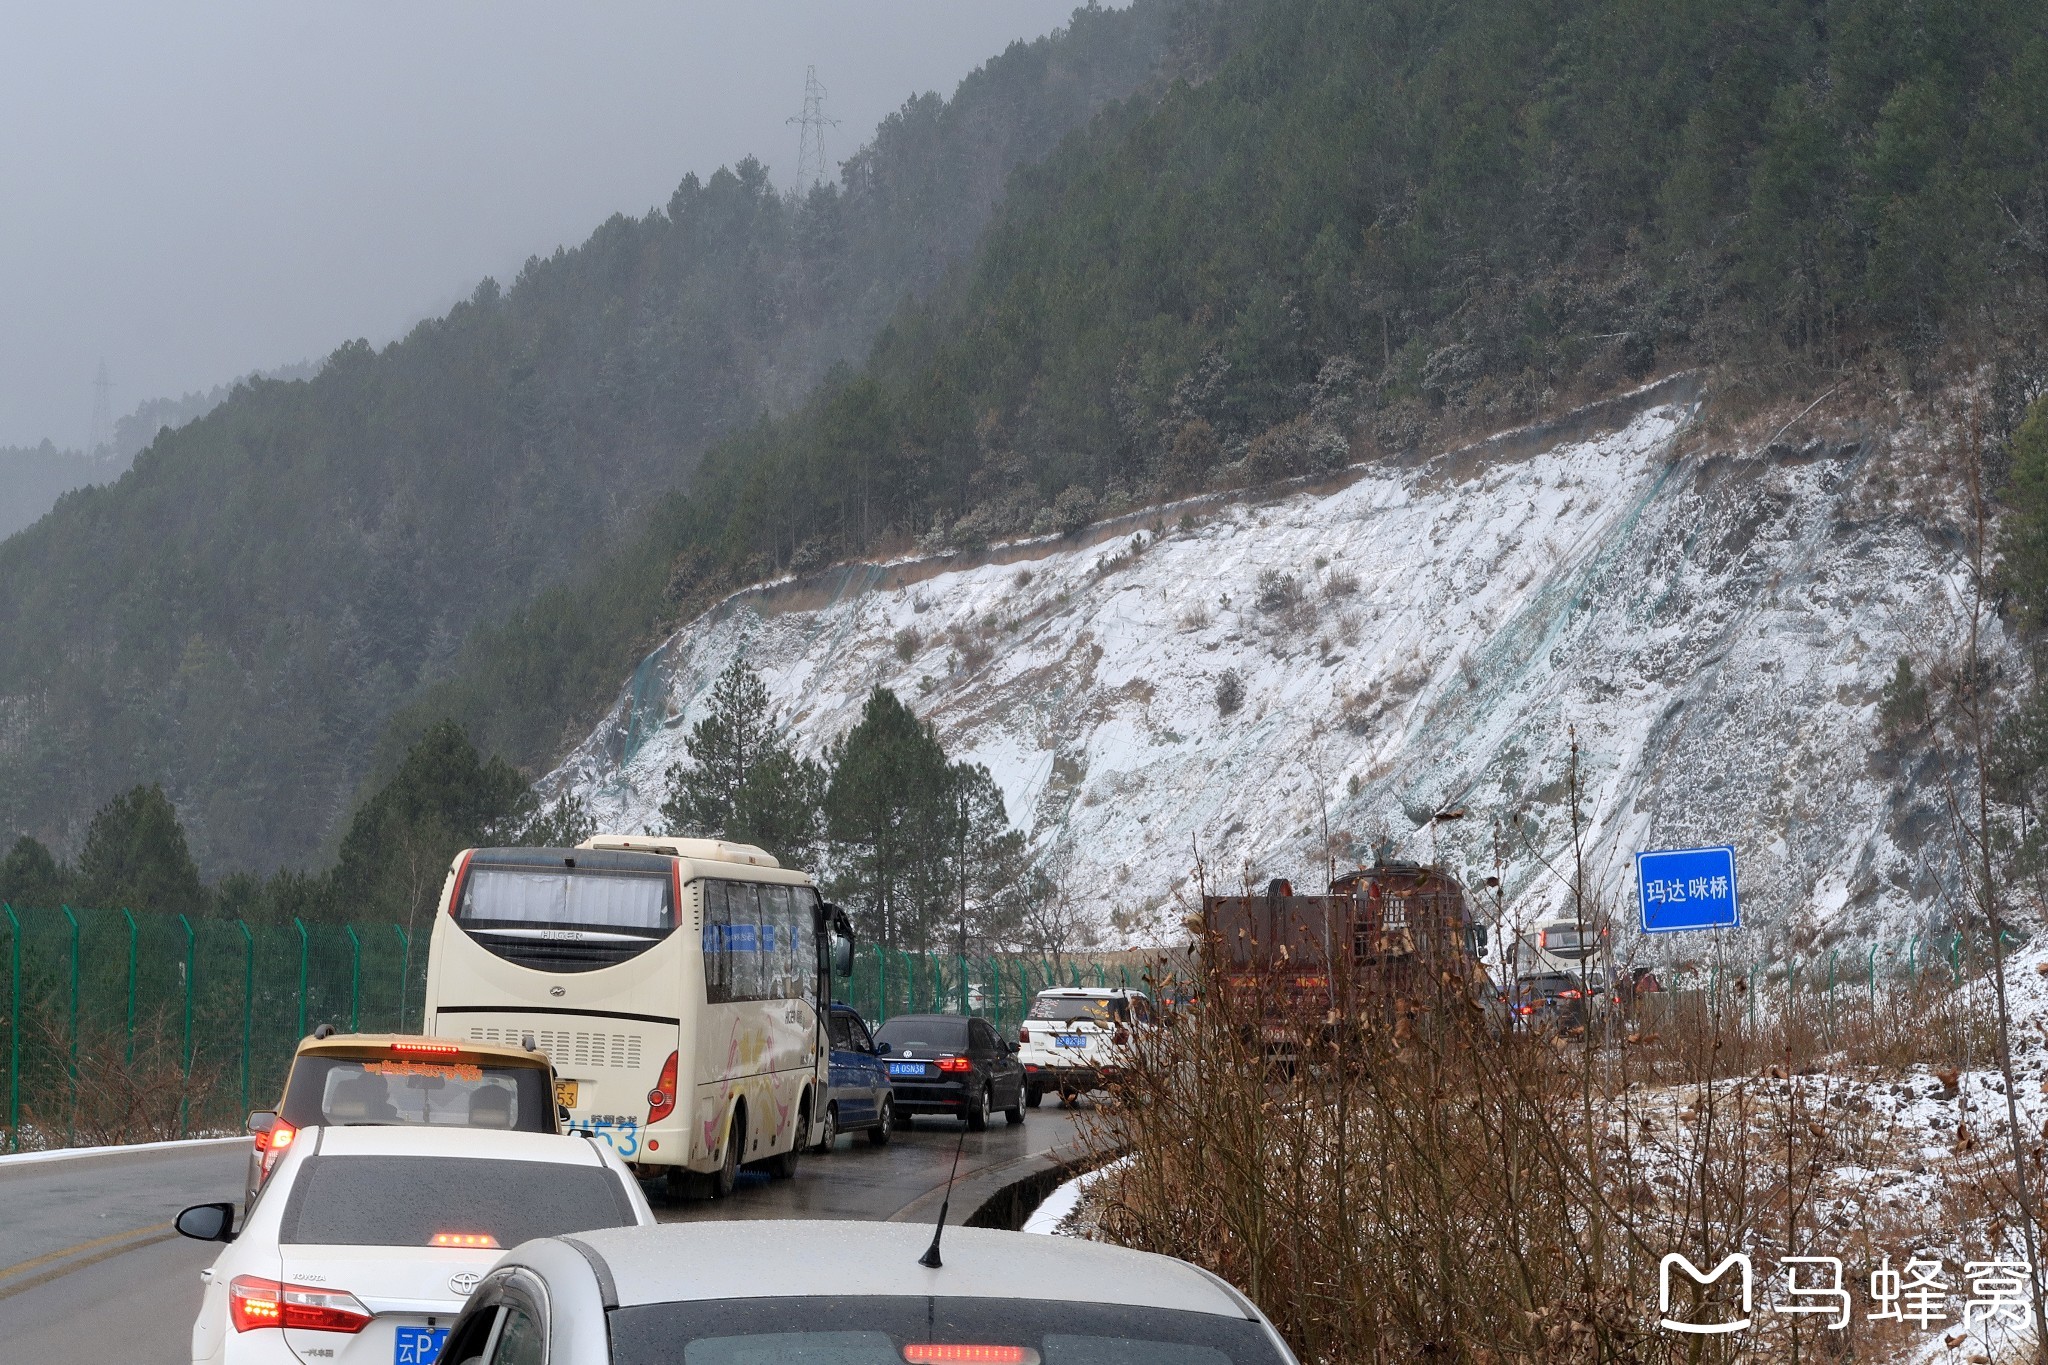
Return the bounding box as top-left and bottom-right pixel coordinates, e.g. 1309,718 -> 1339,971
1015,986 -> 1154,1106
176,1124 -> 656,1364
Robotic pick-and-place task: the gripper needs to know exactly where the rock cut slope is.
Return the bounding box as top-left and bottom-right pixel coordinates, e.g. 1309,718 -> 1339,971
548,379 -> 1977,956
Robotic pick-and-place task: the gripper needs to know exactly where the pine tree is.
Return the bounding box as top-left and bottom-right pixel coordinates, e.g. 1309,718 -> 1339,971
662,659 -> 777,839
660,657 -> 828,867
0,834 -> 71,908
823,687 -> 954,949
74,785 -> 207,917
329,721 -> 527,929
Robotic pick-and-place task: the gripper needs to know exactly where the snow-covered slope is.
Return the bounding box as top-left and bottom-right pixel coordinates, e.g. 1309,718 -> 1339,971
546,379 -> 1980,956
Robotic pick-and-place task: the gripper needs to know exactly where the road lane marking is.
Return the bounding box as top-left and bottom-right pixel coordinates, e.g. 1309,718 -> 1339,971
0,1222 -> 173,1284
0,1226 -> 184,1303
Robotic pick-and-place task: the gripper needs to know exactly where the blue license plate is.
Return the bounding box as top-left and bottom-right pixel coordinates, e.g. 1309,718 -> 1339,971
888,1062 -> 927,1077
395,1325 -> 449,1364
1055,1033 -> 1087,1048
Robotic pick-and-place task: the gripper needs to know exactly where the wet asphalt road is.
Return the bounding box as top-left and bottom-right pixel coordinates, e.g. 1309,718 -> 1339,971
0,1107 -> 1094,1364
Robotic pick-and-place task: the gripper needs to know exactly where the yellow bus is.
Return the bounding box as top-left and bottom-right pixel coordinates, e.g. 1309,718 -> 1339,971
423,835 -> 850,1198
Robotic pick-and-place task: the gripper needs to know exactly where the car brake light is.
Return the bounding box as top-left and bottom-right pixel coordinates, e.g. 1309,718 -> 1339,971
648,1051 -> 679,1123
1516,1005 -> 1536,1016
1112,1028 -> 1129,1045
1559,989 -> 1582,999
429,1232 -> 500,1248
390,1040 -> 463,1056
259,1120 -> 297,1174
936,1056 -> 973,1073
229,1276 -> 371,1334
1018,1027 -> 1029,1044
905,1348 -> 1039,1364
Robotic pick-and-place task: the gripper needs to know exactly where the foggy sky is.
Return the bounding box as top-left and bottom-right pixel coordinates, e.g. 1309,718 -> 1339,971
0,2 -> 1096,450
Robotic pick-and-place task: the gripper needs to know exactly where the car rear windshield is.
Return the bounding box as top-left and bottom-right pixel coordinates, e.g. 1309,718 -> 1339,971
873,1018 -> 968,1052
280,1055 -> 555,1131
1027,994 -> 1126,1024
278,1154 -> 635,1247
608,1297 -> 1288,1365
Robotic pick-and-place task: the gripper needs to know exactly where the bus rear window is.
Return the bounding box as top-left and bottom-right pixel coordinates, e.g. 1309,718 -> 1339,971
459,867 -> 672,933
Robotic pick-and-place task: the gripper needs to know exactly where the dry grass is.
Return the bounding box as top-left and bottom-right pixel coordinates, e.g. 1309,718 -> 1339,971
1080,948 -> 2025,1363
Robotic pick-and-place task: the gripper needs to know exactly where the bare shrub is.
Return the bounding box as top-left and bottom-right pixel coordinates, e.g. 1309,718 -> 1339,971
893,627 -> 921,662
1255,569 -> 1301,612
1323,567 -> 1360,598
1214,669 -> 1244,716
1338,687 -> 1375,736
1178,601 -> 1212,632
26,1004 -> 226,1146
950,625 -> 993,673
1082,929 -> 2013,1364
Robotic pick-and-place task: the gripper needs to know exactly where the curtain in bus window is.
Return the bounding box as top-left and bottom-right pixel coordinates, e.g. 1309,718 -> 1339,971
755,885 -> 786,999
725,882 -> 765,1001
703,881 -> 730,1004
462,868 -> 669,931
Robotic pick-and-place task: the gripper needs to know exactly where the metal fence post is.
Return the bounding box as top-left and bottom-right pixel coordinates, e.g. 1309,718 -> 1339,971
239,920 -> 254,1118
121,908 -> 138,1065
60,905 -> 79,1144
294,919 -> 309,1040
4,904 -> 18,1151
177,914 -> 194,1136
345,926 -> 362,1032
392,926 -> 409,1034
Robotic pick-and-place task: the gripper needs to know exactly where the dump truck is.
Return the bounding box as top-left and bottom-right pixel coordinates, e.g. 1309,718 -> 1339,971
1199,861 -> 1492,1047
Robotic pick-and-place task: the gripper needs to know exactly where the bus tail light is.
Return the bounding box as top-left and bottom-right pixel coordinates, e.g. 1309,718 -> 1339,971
648,1051 -> 679,1122
229,1276 -> 371,1334
936,1056 -> 973,1073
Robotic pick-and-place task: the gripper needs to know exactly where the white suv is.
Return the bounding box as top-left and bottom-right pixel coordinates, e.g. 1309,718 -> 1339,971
1015,986 -> 1153,1106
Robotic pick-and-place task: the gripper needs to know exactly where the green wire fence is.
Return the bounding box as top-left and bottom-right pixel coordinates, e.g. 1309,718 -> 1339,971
2,901 -> 1145,1152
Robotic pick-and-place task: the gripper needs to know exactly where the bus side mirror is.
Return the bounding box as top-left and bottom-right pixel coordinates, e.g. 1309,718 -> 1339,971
831,935 -> 853,979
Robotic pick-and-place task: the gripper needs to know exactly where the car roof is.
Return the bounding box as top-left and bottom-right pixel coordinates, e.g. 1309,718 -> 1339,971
874,1013 -> 971,1024
1032,986 -> 1147,997
565,1221 -> 1257,1318
294,1032 -> 551,1066
302,1124 -> 610,1165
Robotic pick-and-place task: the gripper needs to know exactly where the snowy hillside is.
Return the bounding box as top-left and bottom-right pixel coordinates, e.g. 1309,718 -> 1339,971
545,378 -> 1982,957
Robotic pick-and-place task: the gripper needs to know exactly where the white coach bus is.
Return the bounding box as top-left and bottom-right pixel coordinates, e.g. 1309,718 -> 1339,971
422,835 -> 851,1198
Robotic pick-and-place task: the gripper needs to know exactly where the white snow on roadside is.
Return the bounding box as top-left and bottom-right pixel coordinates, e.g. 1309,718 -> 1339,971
0,1133 -> 243,1168
1023,1155 -> 1132,1236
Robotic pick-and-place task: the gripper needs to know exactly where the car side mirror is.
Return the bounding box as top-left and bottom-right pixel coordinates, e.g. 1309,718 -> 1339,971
247,1110 -> 276,1136
175,1202 -> 237,1243
557,1104 -> 573,1129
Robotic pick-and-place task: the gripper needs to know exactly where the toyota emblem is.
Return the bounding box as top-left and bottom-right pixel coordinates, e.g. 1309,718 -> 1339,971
449,1272 -> 481,1296
549,985 -> 566,998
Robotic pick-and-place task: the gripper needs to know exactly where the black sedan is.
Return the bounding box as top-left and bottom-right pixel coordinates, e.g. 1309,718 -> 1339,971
871,1013 -> 1026,1130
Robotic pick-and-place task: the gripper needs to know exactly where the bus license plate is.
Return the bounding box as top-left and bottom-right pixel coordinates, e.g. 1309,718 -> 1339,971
394,1325 -> 449,1364
888,1062 -> 927,1077
554,1079 -> 578,1108
1056,1033 -> 1086,1048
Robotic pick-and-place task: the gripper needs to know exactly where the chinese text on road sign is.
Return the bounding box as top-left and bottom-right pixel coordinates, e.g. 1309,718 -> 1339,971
1636,845 -> 1738,933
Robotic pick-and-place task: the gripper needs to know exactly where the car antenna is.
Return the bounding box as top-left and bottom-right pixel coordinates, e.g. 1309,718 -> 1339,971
918,1127 -> 969,1269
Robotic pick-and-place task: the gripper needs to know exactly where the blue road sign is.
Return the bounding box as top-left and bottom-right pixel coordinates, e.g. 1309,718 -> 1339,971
1636,845 -> 1738,933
